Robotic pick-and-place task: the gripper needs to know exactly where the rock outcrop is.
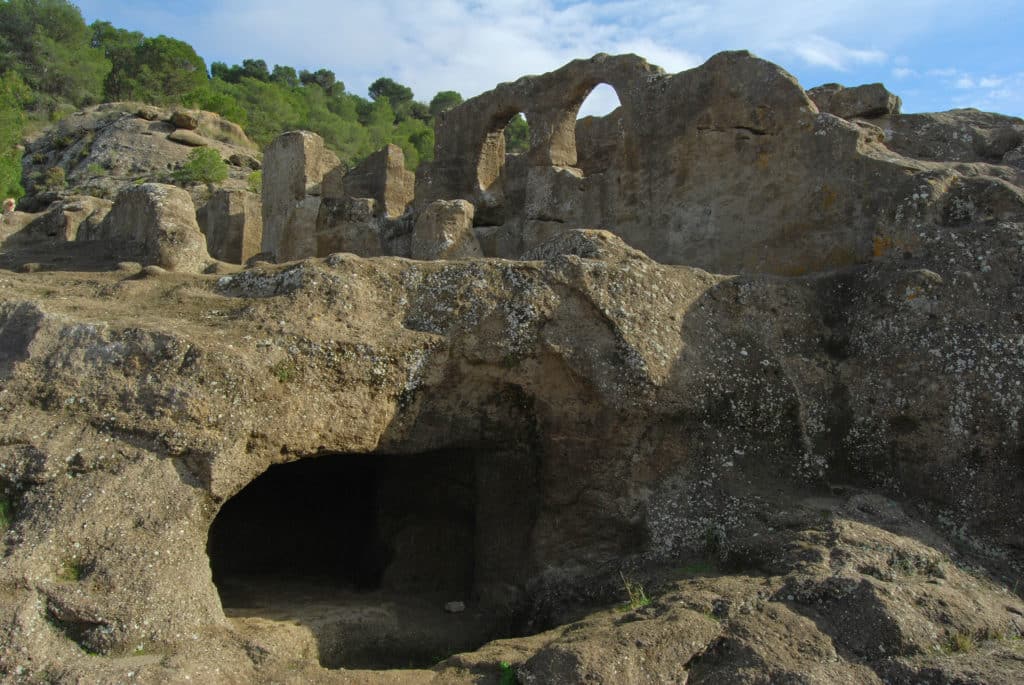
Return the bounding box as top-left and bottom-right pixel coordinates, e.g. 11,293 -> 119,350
1,52 -> 1023,684
197,189 -> 263,264
20,103 -> 259,209
18,195 -> 112,242
84,183 -> 211,271
260,131 -> 339,262
261,51 -> 1023,279
808,82 -> 902,119
410,199 -> 481,260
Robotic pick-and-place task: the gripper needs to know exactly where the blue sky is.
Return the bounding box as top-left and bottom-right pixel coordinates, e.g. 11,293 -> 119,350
75,0 -> 1024,118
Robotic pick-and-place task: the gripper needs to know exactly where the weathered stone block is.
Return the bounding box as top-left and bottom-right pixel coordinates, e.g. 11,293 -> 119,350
92,183 -> 210,271
315,197 -> 384,257
341,144 -> 414,218
261,131 -> 340,261
24,196 -> 112,242
809,83 -> 901,119
197,190 -> 263,264
411,199 -> 482,260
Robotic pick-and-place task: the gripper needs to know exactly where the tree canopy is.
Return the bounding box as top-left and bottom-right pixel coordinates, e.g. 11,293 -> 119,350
429,90 -> 463,118
0,0 -> 502,199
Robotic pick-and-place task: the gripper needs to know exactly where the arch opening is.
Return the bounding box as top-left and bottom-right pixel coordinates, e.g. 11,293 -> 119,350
574,83 -> 624,177
474,110 -> 529,227
207,447 -> 537,670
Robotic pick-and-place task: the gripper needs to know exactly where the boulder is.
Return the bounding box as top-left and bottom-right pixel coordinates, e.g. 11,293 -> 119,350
410,199 -> 482,260
882,109 -> 1024,164
135,105 -> 161,121
228,152 -> 261,170
170,110 -> 200,130
826,83 -> 902,119
521,228 -> 647,262
167,129 -> 209,147
197,189 -> 263,264
91,183 -> 211,271
22,195 -> 113,241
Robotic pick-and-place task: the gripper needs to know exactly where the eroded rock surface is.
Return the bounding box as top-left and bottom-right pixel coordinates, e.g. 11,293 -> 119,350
1,51 -> 1023,685
84,183 -> 212,271
19,102 -> 259,211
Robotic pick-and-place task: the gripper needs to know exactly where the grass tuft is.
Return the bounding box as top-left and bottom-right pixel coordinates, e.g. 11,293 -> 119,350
620,571 -> 652,610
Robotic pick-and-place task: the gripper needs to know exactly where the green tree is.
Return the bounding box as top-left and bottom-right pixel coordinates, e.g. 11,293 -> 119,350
300,68 -> 337,93
0,70 -> 30,199
91,21 -> 143,101
368,77 -> 413,107
210,61 -> 236,82
112,35 -> 207,103
0,0 -> 109,106
173,147 -> 227,190
241,58 -> 270,82
505,113 -> 529,153
429,90 -> 462,118
270,65 -> 298,88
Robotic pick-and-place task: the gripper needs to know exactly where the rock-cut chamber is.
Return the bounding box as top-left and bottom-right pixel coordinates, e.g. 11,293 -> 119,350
206,448 -> 537,669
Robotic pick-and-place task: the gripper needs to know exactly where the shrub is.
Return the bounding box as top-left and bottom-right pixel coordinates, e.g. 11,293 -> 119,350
172,146 -> 228,188
247,170 -> 262,194
0,496 -> 11,531
944,631 -> 976,654
42,166 -> 66,190
85,162 -> 107,177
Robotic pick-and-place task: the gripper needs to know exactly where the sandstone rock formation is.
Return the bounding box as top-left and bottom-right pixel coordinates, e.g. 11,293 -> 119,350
1,52 -> 1023,684
20,103 -> 259,209
808,82 -> 902,119
410,199 -> 481,260
260,130 -> 340,262
18,195 -> 112,242
197,189 -> 264,264
83,183 -> 211,271
338,143 -> 414,219
261,51 -> 1023,280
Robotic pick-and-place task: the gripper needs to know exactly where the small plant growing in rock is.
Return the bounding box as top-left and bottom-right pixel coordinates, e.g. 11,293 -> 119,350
58,558 -> 87,582
620,571 -> 651,609
247,170 -> 262,194
943,631 -> 976,654
499,661 -> 519,685
172,147 -> 228,190
271,359 -> 298,383
42,166 -> 66,190
85,162 -> 108,177
0,496 -> 11,531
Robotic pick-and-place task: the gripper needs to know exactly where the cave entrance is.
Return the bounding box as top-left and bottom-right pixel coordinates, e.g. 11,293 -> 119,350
207,447 -> 536,669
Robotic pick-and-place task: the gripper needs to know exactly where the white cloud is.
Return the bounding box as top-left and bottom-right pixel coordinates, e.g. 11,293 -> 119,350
789,35 -> 886,71
955,76 -> 975,89
76,0 -> 923,101
78,0 -> 1024,119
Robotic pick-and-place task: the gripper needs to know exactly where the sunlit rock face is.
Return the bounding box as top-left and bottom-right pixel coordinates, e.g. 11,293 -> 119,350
1,51 -> 1023,684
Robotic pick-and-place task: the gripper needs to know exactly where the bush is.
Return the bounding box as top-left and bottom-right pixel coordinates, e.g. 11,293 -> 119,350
42,166 -> 66,190
172,146 -> 228,188
247,170 -> 262,194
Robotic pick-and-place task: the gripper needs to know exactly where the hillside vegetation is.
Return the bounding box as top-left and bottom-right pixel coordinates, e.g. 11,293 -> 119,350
0,0 -> 530,200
